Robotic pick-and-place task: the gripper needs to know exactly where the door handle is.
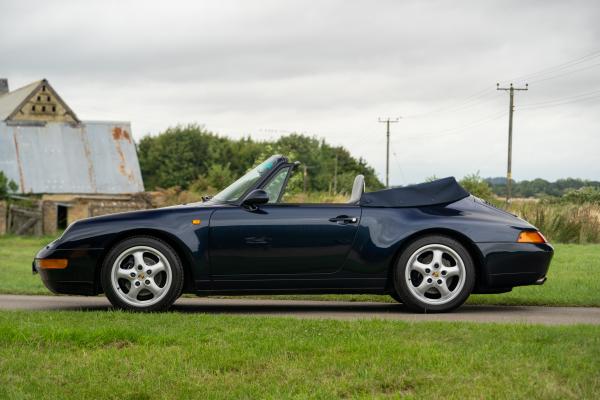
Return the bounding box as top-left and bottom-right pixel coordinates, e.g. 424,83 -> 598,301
329,215 -> 358,224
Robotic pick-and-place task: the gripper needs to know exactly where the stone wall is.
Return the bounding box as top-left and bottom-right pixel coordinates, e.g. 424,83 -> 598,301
41,194 -> 151,235
42,200 -> 57,235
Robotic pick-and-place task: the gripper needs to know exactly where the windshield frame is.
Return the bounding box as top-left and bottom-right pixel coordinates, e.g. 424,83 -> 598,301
209,155 -> 287,204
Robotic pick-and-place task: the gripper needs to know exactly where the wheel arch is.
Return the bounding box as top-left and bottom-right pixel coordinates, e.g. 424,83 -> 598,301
94,228 -> 196,294
385,228 -> 485,293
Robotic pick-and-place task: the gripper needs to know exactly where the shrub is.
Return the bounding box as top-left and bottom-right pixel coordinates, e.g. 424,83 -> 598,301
460,172 -> 494,202
562,186 -> 600,205
0,171 -> 18,199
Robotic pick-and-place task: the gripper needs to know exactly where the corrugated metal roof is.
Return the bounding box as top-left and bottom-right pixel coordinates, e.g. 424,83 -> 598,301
0,81 -> 41,120
0,121 -> 145,194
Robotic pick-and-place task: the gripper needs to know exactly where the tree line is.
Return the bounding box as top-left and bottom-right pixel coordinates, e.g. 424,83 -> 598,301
486,177 -> 600,198
138,124 -> 384,195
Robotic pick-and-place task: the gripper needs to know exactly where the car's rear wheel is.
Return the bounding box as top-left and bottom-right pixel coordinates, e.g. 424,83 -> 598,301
393,235 -> 475,313
101,236 -> 184,312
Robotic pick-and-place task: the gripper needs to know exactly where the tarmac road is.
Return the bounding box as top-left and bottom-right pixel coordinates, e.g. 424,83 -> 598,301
1,295 -> 599,325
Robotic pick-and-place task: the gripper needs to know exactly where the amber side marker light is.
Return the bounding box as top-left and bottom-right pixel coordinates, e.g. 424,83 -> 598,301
517,231 -> 547,244
192,219 -> 201,225
37,259 -> 69,269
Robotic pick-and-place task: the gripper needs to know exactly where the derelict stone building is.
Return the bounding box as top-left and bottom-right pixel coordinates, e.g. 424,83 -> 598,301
0,78 -> 147,235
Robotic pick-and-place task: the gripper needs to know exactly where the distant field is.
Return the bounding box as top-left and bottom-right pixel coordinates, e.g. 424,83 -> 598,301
0,311 -> 598,399
0,236 -> 599,307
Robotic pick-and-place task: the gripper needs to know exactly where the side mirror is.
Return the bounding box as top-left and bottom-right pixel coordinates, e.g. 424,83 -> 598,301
242,189 -> 269,210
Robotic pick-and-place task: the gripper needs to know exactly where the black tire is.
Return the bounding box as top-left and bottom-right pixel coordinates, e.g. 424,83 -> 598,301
101,236 -> 184,312
389,291 -> 403,303
393,235 -> 475,313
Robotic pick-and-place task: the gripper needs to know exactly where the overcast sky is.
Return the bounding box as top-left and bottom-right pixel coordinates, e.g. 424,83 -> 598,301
2,0 -> 599,185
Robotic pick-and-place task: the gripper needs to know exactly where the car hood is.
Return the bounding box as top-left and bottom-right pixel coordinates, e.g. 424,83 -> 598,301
58,202 -> 227,238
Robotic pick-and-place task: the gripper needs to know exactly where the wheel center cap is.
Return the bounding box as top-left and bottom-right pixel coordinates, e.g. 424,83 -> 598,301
432,271 -> 440,278
138,273 -> 145,279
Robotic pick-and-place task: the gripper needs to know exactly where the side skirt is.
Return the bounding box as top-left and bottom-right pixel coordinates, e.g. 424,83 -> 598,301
193,288 -> 388,296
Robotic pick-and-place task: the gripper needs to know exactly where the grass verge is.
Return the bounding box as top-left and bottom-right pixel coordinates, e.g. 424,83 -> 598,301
0,311 -> 599,399
0,235 -> 50,295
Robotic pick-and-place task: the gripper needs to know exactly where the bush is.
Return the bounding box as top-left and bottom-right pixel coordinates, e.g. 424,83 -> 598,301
459,172 -> 494,202
189,163 -> 235,194
0,171 -> 18,199
562,186 -> 600,205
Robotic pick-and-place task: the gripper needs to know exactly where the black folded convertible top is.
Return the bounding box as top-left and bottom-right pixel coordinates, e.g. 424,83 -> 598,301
359,177 -> 470,207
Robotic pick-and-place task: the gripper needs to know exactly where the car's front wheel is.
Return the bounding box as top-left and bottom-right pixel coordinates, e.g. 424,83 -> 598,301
393,235 -> 475,313
101,236 -> 184,312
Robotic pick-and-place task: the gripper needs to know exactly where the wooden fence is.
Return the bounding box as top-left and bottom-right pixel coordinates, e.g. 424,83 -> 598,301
7,204 -> 43,236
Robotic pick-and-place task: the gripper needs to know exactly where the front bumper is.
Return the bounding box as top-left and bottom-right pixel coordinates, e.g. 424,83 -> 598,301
34,243 -> 104,296
476,242 -> 554,289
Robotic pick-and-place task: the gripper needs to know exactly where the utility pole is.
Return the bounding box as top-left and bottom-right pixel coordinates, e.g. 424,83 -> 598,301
497,83 -> 528,202
378,117 -> 399,188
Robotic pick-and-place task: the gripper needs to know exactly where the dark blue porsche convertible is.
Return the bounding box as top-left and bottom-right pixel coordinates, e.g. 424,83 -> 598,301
34,155 -> 553,313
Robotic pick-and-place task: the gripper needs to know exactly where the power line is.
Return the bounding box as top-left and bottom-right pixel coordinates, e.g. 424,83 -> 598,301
405,89 -> 495,119
403,48 -> 600,119
528,62 -> 600,84
520,88 -> 600,109
399,111 -> 507,141
510,49 -> 600,82
388,141 -> 407,185
521,94 -> 600,110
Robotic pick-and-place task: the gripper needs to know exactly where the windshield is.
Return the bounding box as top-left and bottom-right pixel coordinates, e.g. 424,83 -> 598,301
212,156 -> 282,202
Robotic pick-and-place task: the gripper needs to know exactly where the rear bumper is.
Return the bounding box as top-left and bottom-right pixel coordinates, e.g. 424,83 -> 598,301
476,242 -> 553,290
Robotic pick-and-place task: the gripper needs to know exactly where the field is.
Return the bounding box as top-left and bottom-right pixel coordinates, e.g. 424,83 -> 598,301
1,236 -> 599,307
0,311 -> 599,399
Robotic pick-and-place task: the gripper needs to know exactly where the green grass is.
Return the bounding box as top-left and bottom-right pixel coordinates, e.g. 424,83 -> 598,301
1,236 -> 599,307
0,235 -> 51,295
0,311 -> 598,399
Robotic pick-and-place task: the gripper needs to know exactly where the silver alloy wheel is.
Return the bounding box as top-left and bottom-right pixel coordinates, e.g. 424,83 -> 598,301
404,243 -> 466,305
110,245 -> 173,307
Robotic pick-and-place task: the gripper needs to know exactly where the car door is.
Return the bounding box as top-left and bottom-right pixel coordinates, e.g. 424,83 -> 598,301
208,204 -> 361,279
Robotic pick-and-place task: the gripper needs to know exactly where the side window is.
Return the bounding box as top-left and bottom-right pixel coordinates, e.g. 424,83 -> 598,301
263,167 -> 290,203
